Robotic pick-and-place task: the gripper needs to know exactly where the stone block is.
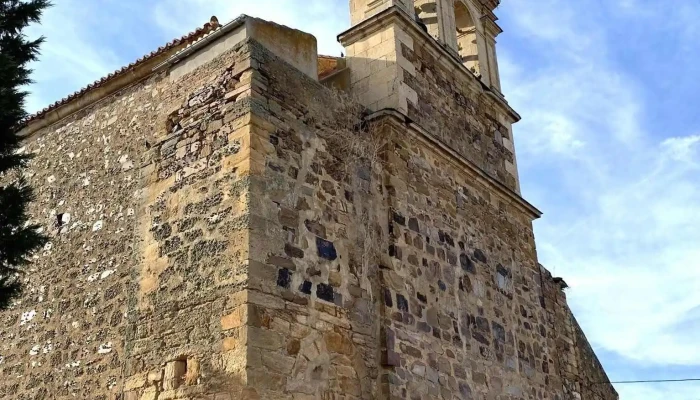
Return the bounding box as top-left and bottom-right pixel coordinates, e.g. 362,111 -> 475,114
248,290 -> 285,310
221,306 -> 248,330
140,387 -> 158,400
261,351 -> 296,375
316,237 -> 338,261
124,374 -> 147,391
316,283 -> 335,303
248,327 -> 284,351
157,390 -> 177,400
163,360 -> 187,390
277,267 -> 293,288
148,370 -> 163,384
324,331 -> 353,356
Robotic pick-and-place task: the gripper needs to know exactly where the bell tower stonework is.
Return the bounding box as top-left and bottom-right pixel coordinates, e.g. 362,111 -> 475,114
341,0 -> 518,192
0,3 -> 617,400
350,0 -> 415,25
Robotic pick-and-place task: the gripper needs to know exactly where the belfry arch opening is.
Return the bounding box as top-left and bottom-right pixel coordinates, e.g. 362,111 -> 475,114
414,0 -> 441,41
455,1 -> 480,75
412,1 -> 484,79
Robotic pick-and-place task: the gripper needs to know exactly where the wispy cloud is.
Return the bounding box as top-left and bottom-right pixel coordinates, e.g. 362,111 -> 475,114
500,0 -> 700,398
151,0 -> 347,56
25,0 -> 124,113
25,0 -> 350,113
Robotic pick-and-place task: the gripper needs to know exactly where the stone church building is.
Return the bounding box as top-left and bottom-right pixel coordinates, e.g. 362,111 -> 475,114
0,0 -> 618,399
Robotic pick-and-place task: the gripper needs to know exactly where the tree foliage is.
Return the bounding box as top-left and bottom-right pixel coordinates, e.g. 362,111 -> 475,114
0,0 -> 51,309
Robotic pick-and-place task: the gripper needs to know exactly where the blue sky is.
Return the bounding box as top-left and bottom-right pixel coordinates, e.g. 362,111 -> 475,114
24,1 -> 700,398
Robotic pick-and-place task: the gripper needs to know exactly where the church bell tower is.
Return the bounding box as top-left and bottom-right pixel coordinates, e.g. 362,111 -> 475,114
343,0 -> 504,99
339,0 -> 519,191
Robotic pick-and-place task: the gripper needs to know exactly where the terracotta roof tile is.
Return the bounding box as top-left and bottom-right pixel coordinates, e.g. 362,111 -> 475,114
318,55 -> 341,79
24,17 -> 222,125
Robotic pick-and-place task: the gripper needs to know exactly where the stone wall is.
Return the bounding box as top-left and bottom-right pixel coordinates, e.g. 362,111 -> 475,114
399,40 -> 517,191
226,32 -> 615,400
0,14 -> 616,400
0,82 -> 139,399
377,122 -> 563,399
0,37 -> 259,399
340,10 -> 520,193
572,317 -> 618,400
242,40 -> 385,399
540,266 -> 618,400
124,42 -> 256,400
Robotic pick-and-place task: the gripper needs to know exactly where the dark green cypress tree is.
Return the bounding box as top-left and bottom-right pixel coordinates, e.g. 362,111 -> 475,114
0,0 -> 51,309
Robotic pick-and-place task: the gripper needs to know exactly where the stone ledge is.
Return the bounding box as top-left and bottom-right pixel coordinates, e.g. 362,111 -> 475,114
338,5 -> 521,123
367,108 -> 542,220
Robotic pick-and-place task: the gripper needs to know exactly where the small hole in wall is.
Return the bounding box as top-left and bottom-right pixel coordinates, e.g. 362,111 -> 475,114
55,213 -> 70,230
165,356 -> 201,388
56,213 -> 64,227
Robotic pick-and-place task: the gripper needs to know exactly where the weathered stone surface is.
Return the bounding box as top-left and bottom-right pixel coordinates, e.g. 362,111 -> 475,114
277,268 -> 292,289
315,237 -> 337,261
316,283 -> 335,303
299,280 -> 313,295
0,9 -> 616,400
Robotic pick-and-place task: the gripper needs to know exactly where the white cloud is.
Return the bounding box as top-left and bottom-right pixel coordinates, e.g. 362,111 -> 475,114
25,0 -> 351,113
661,135 -> 700,165
539,141 -> 700,365
501,0 -> 700,383
617,382 -> 700,400
152,0 -> 347,56
25,0 -> 123,113
22,0 -> 700,396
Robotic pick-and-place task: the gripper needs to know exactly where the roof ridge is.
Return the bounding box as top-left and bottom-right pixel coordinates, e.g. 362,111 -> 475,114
23,16 -> 222,126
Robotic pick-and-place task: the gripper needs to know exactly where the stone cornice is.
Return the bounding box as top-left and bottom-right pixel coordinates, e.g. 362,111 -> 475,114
337,6 -> 521,123
368,109 -> 542,220
338,4 -> 415,46
478,0 -> 500,10
481,16 -> 503,37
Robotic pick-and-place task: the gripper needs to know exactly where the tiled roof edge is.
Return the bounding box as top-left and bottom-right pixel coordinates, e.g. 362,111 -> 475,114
21,16 -> 224,131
